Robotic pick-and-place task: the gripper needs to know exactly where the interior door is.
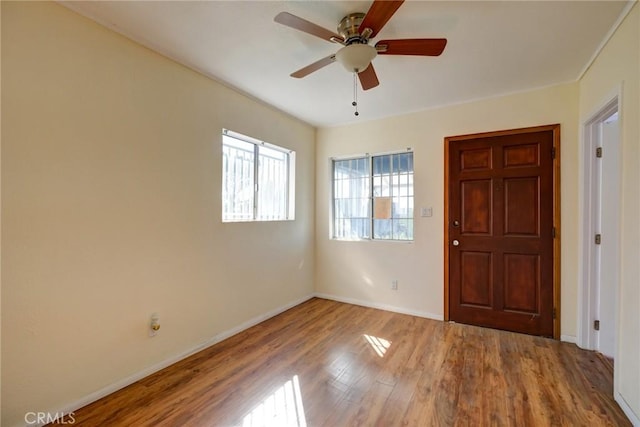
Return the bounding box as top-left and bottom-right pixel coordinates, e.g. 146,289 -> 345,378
445,126 -> 558,337
597,115 -> 620,358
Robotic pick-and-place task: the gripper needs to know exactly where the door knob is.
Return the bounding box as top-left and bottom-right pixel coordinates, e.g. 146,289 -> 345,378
452,239 -> 460,246
453,220 -> 460,227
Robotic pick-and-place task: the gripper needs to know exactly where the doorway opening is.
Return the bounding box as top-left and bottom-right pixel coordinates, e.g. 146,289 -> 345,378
579,96 -> 621,361
444,124 -> 561,338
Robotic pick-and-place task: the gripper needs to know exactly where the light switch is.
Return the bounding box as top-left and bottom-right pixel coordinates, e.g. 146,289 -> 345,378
421,207 -> 433,217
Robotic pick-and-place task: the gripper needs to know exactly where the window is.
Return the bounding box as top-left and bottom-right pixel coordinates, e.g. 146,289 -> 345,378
333,151 -> 414,240
222,129 -> 295,222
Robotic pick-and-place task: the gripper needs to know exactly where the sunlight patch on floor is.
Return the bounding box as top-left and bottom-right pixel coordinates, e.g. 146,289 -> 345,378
364,334 -> 391,357
242,375 -> 307,427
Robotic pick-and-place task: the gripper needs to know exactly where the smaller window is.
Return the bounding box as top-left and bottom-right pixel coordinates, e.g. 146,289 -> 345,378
332,151 -> 414,241
222,129 -> 295,222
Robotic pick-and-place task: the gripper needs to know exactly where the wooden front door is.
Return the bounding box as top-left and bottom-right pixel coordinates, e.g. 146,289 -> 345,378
445,125 -> 560,337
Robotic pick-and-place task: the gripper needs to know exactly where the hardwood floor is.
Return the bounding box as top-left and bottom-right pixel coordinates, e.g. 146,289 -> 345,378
64,298 -> 630,426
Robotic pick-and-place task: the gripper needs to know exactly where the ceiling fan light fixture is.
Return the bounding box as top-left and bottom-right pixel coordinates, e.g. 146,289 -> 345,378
335,44 -> 377,73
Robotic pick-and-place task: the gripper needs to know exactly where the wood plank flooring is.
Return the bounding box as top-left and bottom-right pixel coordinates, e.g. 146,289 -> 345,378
63,298 -> 630,426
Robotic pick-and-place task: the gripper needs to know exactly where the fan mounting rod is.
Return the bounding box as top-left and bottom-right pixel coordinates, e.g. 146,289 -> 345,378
337,13 -> 372,44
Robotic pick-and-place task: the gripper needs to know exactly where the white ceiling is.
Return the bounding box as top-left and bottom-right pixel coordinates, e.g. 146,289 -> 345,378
61,1 -> 630,128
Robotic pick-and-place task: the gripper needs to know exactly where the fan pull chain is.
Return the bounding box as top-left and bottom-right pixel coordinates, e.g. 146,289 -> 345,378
352,73 -> 359,117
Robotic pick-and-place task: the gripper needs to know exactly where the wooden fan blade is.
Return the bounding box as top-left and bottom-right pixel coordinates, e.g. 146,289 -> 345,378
376,38 -> 447,56
359,0 -> 404,39
275,12 -> 342,43
358,64 -> 379,91
291,54 -> 337,78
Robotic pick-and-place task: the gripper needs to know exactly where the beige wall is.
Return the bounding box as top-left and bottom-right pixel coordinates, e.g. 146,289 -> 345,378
579,4 -> 640,420
316,83 -> 580,336
1,2 -> 315,426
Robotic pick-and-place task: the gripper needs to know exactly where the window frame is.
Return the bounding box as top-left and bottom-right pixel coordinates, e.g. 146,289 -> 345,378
222,129 -> 295,222
331,149 -> 414,242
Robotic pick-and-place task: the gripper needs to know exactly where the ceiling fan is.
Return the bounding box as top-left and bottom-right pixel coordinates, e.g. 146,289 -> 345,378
274,0 -> 447,91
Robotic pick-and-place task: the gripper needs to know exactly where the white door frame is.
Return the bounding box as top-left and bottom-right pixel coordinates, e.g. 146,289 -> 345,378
578,90 -> 621,353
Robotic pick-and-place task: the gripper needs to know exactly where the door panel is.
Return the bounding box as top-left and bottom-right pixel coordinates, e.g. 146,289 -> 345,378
503,143 -> 539,168
460,251 -> 493,307
461,147 -> 492,170
503,253 -> 539,313
461,180 -> 492,234
504,177 -> 539,236
446,127 -> 557,337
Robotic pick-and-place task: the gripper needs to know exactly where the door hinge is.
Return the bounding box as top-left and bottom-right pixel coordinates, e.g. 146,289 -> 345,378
596,147 -> 603,158
595,234 -> 602,245
552,227 -> 556,238
552,147 -> 556,159
553,308 -> 557,319
594,320 -> 600,331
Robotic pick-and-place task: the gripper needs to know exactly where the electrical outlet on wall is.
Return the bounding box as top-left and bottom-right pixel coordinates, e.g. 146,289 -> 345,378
391,280 -> 398,290
149,313 -> 160,337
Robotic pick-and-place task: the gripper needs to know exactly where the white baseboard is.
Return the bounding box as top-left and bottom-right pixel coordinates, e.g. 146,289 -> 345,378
315,294 -> 580,344
314,292 -> 444,321
615,391 -> 640,426
41,294 -> 315,427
